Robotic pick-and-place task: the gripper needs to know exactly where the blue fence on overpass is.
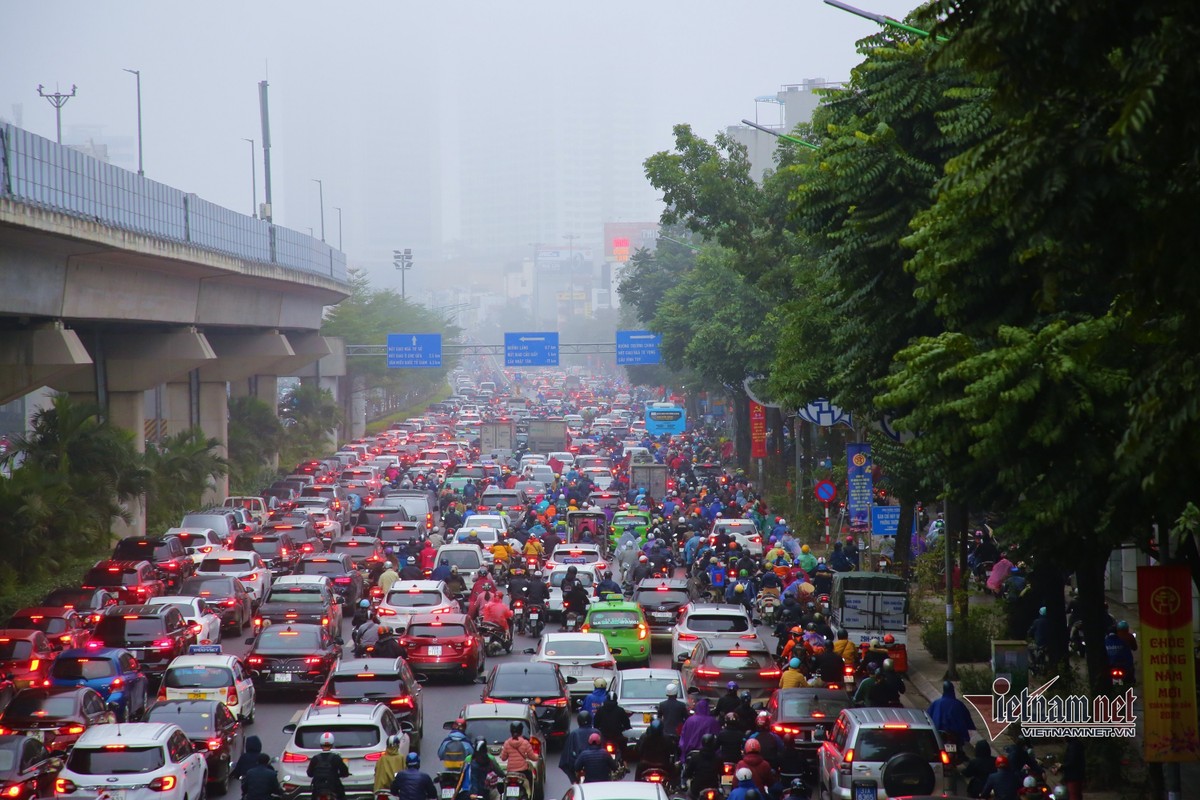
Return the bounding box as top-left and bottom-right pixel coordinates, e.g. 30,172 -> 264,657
0,124 -> 346,283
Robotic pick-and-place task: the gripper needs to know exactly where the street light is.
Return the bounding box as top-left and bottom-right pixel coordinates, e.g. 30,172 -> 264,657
242,138 -> 256,217
37,84 -> 76,145
739,118 -> 820,151
311,179 -> 325,241
393,249 -> 413,299
333,206 -> 343,250
823,0 -> 949,41
122,69 -> 143,175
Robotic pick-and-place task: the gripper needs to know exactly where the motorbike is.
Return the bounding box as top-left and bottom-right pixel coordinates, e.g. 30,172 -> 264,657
479,620 -> 512,656
435,770 -> 464,800
1028,644 -> 1051,676
758,592 -> 779,626
1110,666 -> 1127,688
526,603 -> 545,637
602,738 -> 628,778
501,771 -> 532,800
1068,620 -> 1086,658
563,608 -> 582,633
635,762 -> 674,791
511,598 -> 526,635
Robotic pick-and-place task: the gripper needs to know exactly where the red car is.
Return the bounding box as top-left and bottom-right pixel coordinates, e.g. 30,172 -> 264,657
5,608 -> 90,652
0,631 -> 56,690
398,612 -> 485,684
79,560 -> 166,604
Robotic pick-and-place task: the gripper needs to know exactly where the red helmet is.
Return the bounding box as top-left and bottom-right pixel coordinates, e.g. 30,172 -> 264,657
995,756 -> 1009,769
883,634 -> 895,645
744,739 -> 761,754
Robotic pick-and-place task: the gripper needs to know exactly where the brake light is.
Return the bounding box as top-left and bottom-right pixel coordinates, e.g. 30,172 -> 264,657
637,623 -> 648,640
378,608 -> 396,616
883,723 -> 909,729
590,660 -> 616,669
728,650 -> 748,656
759,667 -> 782,678
772,724 -> 801,735
158,684 -> 168,701
580,624 -> 590,633
222,598 -> 237,607
207,737 -> 223,751
695,667 -> 721,677
154,639 -> 173,650
364,751 -> 385,762
940,750 -> 950,765
247,656 -> 264,666
334,577 -> 351,585
226,686 -> 238,705
304,657 -> 323,665
390,696 -> 414,709
843,749 -> 854,763
281,752 -> 308,763
59,725 -> 86,735
677,633 -> 698,641
148,776 -> 176,792
28,659 -> 39,672
542,697 -> 568,707
55,779 -> 76,794
243,573 -> 258,581
110,677 -> 124,690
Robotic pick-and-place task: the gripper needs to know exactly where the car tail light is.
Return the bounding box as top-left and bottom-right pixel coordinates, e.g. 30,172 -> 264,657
840,748 -> 854,774
530,737 -> 542,758
158,684 -> 168,701
542,697 -> 568,707
883,723 -> 909,730
646,772 -> 664,783
759,667 -> 782,678
243,573 -> 259,581
772,724 -> 801,735
940,750 -> 950,765
148,776 -> 176,792
28,659 -> 39,672
226,687 -> 238,705
364,751 -> 385,762
677,633 -> 698,641
207,738 -> 223,751
110,677 -> 124,690
59,725 -> 85,735
154,639 -> 173,650
281,752 -> 308,763
334,577 -> 351,584
222,599 -> 237,607
305,657 -> 323,665
247,656 -> 263,666
637,623 -> 648,640
55,779 -> 76,794
590,660 -> 615,669
378,608 -> 396,616
695,667 -> 721,677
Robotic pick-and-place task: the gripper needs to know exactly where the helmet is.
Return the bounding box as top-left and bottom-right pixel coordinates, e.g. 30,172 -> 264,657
450,565 -> 459,574
440,558 -> 449,565
869,638 -> 880,648
384,561 -> 394,569
739,690 -> 751,702
700,733 -> 717,750
406,752 -> 420,768
604,571 -> 613,578
724,712 -> 739,725
882,658 -> 895,671
387,734 -> 404,750
736,768 -> 753,782
756,711 -> 771,727
788,657 -> 801,669
406,556 -> 416,565
739,569 -> 748,578
805,622 -> 816,631
883,633 -> 895,645
744,738 -> 761,753
639,555 -> 648,562
496,503 -> 504,510
1117,619 -> 1129,631
593,678 -> 608,689
474,738 -> 488,754
710,557 -> 718,564
1052,787 -> 1067,800
533,569 -> 543,577
735,584 -> 745,593
588,733 -> 601,745
319,732 -> 335,747
726,681 -> 738,691
378,625 -> 391,636
577,710 -> 592,727
1023,776 -> 1037,789
453,717 -> 466,730
358,599 -> 370,608
665,683 -> 679,697
790,778 -> 807,793
647,532 -> 655,541
790,626 -> 803,636
509,722 -> 523,737
778,518 -> 786,525
817,557 -> 826,565
1040,606 -> 1048,617
995,756 -> 1009,769
801,544 -> 810,553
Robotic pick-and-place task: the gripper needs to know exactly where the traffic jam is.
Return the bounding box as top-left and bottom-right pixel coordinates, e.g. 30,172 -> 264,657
0,369 -> 949,800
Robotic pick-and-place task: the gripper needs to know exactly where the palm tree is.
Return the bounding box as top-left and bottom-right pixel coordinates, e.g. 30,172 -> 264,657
280,384 -> 342,466
144,429 -> 228,534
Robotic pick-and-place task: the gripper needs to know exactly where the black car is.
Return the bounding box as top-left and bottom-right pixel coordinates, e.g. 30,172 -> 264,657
39,588 -> 120,629
353,504 -> 411,536
293,554 -> 365,609
146,699 -> 244,794
633,578 -> 692,639
177,575 -> 254,634
327,537 -> 387,572
314,657 -> 424,745
262,515 -> 318,546
92,605 -> 195,677
768,687 -> 852,779
232,532 -> 301,577
244,623 -> 341,693
0,687 -> 110,754
0,735 -> 60,800
480,662 -> 572,743
253,579 -> 341,637
110,536 -> 195,590
377,521 -> 424,559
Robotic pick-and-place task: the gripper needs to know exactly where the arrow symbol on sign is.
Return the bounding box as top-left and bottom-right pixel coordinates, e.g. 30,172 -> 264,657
630,334 -> 656,340
519,337 -> 545,343
411,336 -> 417,346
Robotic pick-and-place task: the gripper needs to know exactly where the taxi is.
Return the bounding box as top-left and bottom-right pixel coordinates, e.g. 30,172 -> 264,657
580,596 -> 650,668
159,646 -> 257,723
610,510 -> 651,546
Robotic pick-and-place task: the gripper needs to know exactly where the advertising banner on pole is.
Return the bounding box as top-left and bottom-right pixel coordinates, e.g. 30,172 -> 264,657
750,401 -> 767,459
846,443 -> 872,529
1138,565 -> 1200,761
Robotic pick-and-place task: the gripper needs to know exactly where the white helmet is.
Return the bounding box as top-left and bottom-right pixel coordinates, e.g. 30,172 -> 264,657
665,683 -> 679,697
320,732 -> 335,747
1052,787 -> 1067,800
384,561 -> 393,569
647,532 -> 655,541
736,768 -> 753,782
778,518 -> 786,525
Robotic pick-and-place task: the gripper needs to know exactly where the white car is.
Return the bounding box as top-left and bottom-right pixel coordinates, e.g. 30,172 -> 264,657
671,603 -> 758,663
378,580 -> 459,627
460,514 -> 510,534
545,543 -> 607,572
519,454 -> 547,471
279,705 -> 408,799
145,596 -> 223,644
195,551 -> 272,604
548,451 -> 576,469
581,467 -> 615,490
711,518 -> 764,557
527,633 -> 616,698
56,723 -> 208,800
436,544 -> 490,584
166,528 -> 225,565
563,782 -> 669,800
308,509 -> 342,540
609,667 -> 685,746
160,650 -> 257,723
547,565 -> 599,618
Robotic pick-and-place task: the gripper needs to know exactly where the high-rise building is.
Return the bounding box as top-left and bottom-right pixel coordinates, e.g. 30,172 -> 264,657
726,79 -> 833,182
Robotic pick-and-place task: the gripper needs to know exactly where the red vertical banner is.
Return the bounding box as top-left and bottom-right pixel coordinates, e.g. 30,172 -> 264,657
750,401 -> 767,459
1138,565 -> 1200,762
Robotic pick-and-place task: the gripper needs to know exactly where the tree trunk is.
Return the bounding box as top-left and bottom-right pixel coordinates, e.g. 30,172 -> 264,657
1075,554 -> 1113,694
1036,565 -> 1069,666
731,391 -> 751,471
948,501 -> 970,623
894,502 -> 915,580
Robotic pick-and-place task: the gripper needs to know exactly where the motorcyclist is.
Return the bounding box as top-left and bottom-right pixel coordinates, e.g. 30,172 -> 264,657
562,580 -> 591,629
444,565 -> 467,597
438,718 -> 475,772
351,598 -> 371,627
860,638 -> 890,674
465,738 -> 498,800
962,740 -> 997,798
593,692 -> 632,747
389,752 -> 437,800
735,739 -> 775,795
928,679 -> 976,752
813,645 -> 846,686
352,614 -> 381,657
679,698 -> 720,756
525,570 -> 550,606
378,561 -> 400,595
832,629 -> 857,666
596,570 -> 622,597
715,681 -> 741,717
307,732 -> 350,800
866,659 -> 905,707
582,678 -> 609,717
559,711 -> 599,782
980,755 -> 1022,800
717,712 -> 746,762
482,592 -> 514,648
574,733 -> 617,783
656,683 -> 689,744
747,712 -> 785,772
829,542 -> 853,572
470,567 -> 498,604
680,734 -> 721,800
418,539 -> 438,571
779,657 -> 809,689
1104,625 -> 1135,681
734,690 -> 756,732
797,544 -> 817,573
399,556 -> 423,581
629,554 -> 653,585
635,720 -> 677,783
523,534 -> 544,561
373,734 -> 410,793
811,557 -> 834,595
240,752 -> 285,800
373,625 -> 406,659
499,722 -> 538,789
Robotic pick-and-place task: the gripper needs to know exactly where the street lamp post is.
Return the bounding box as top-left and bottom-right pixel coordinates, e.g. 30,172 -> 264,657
393,249 -> 413,299
37,84 -> 76,145
564,233 -> 580,318
122,69 -> 143,175
333,207 -> 343,250
242,138 -> 256,217
312,179 -> 325,242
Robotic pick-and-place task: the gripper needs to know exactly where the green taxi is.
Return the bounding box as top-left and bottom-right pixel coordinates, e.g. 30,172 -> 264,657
610,510 -> 651,547
581,595 -> 651,667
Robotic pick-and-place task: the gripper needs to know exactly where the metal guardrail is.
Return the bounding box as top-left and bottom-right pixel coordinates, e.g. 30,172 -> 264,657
0,124 -> 346,283
345,342 -> 618,357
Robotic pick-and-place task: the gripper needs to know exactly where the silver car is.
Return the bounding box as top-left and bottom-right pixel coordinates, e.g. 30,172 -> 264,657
609,667 -> 684,746
526,633 -> 617,698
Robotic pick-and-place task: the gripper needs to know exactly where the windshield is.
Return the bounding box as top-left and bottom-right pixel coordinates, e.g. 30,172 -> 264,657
438,550 -> 481,569
551,548 -> 599,564
94,617 -> 165,639
465,719 -> 531,746
257,627 -> 321,649
199,559 -> 254,574
854,729 -> 942,763
778,693 -> 850,720
705,651 -> 773,670
618,678 -> 676,700
9,616 -> 66,635
265,588 -> 325,604
327,676 -> 403,699
83,569 -> 141,587
234,539 -> 282,556
550,572 -> 594,589
392,498 -> 431,517
635,589 -> 689,607
295,726 -> 380,749
43,590 -> 100,609
5,692 -> 76,718
587,610 -> 640,629
491,669 -> 560,695
686,614 -> 749,633
68,746 -> 165,774
173,532 -> 214,549
296,560 -> 346,577
146,707 -> 217,734
542,640 -> 605,657
407,623 -> 466,638
385,590 -> 442,608
164,666 -> 234,689
51,658 -> 115,680
180,578 -> 236,597
112,541 -> 169,560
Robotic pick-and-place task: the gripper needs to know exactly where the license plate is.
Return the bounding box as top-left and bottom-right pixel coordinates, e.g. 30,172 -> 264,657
105,791 -> 126,800
188,692 -> 207,700
845,676 -> 855,685
567,666 -> 583,676
721,775 -> 734,788
427,646 -> 442,656
652,612 -> 672,620
854,785 -> 876,800
441,790 -> 454,799
945,743 -> 957,753
272,673 -> 293,683
506,786 -> 521,797
529,612 -> 539,620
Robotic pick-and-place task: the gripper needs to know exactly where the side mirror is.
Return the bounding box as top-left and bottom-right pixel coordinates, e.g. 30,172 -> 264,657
400,721 -> 415,733
334,637 -> 344,645
565,676 -> 578,685
442,720 -> 456,730
677,654 -> 689,664
414,673 -> 430,685
244,637 -> 256,645
282,723 -> 297,734
523,648 -> 536,655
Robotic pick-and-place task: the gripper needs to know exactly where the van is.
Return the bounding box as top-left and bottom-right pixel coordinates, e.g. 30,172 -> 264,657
180,510 -> 244,544
817,707 -> 948,799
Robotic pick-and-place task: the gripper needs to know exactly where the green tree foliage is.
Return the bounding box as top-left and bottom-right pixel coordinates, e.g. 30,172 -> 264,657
143,430 -> 228,534
227,396 -> 285,493
279,384 -> 343,469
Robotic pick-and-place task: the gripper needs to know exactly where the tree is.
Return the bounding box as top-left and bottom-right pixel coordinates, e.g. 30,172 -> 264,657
227,396 -> 285,493
280,384 -> 343,468
143,430 -> 228,534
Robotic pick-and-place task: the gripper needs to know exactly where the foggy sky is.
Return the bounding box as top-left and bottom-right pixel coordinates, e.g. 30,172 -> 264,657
3,0 -> 916,293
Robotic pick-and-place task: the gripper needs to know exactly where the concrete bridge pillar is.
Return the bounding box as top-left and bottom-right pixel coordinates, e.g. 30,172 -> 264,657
0,322 -> 92,405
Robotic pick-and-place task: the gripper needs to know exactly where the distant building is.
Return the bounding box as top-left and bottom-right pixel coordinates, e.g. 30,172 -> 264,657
726,79 -> 834,182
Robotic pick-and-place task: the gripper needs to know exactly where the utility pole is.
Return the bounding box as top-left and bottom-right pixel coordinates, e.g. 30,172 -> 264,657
122,69 -> 143,175
242,138 -> 256,217
37,84 -> 76,145
393,249 -> 413,299
258,81 -> 273,221
333,207 -> 343,250
312,179 -> 325,242
564,233 -> 580,318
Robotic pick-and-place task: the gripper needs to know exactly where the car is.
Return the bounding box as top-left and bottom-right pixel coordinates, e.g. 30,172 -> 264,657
580,468 -> 614,490
608,668 -> 684,748
631,578 -> 691,641
260,515 -> 319,551
434,545 -> 488,584
38,589 -> 120,630
547,565 -> 599,619
327,537 -> 387,572
452,524 -> 502,552
278,704 -> 408,800
164,528 -> 226,565
231,532 -> 302,577
181,509 -> 246,544
293,554 -> 365,609
0,631 -> 56,690
253,576 -> 342,638
386,491 -> 441,536
300,485 -> 351,526
91,605 -> 196,678
611,511 -> 651,543
580,598 -> 650,667
144,699 -> 244,795
768,687 -> 853,779
109,537 -> 195,590
223,495 -> 270,525
175,576 -> 253,635
144,596 -> 223,645
455,703 -> 546,800
55,722 -> 208,800
0,734 -> 64,800
479,488 -> 528,516
243,623 -> 341,694
307,508 -> 342,542
0,687 -> 112,754
679,640 -> 781,704
480,662 -> 572,742
314,657 -> 424,744
671,603 -> 757,664
560,782 -> 669,800
195,552 -> 272,605
228,507 -> 261,538
377,581 -> 458,627
352,502 -> 412,537
5,607 -> 91,651
816,707 -> 949,799
159,651 -> 256,723
79,561 -> 166,605
709,519 -> 763,557
545,543 -> 606,572
459,514 -> 510,536
377,520 -> 424,559
525,633 -> 616,700
48,648 -> 150,723
398,612 -> 485,684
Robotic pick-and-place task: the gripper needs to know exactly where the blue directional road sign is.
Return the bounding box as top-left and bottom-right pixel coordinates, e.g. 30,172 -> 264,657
387,333 -> 442,368
504,332 -> 559,367
616,330 -> 662,365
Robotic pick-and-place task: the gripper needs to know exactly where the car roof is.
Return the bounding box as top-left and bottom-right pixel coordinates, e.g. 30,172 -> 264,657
390,580 -> 444,591
684,604 -> 750,615
587,599 -> 641,612
460,703 -> 535,721
540,633 -> 607,645
10,606 -> 75,617
406,612 -> 469,625
165,655 -> 240,669
59,646 -> 126,660
298,704 -> 385,723
0,629 -> 44,641
634,578 -> 689,590
273,575 -> 332,587
571,781 -> 668,800
332,658 -> 405,675
613,668 -> 682,683
842,707 -> 936,728
75,722 -> 175,746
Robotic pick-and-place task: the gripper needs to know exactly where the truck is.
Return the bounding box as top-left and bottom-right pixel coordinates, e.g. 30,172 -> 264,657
829,571 -> 910,672
479,420 -> 517,460
525,418 -> 568,454
628,462 -> 668,500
